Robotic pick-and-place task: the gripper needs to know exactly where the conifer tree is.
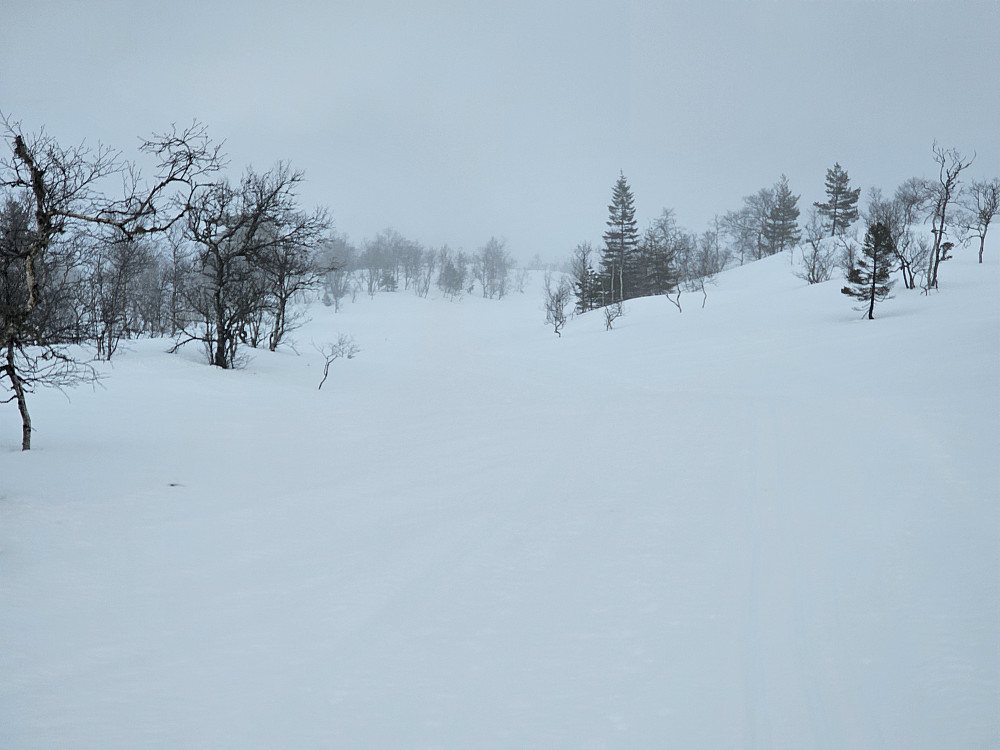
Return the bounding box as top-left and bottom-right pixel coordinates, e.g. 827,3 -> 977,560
600,172 -> 639,303
569,241 -> 600,313
842,221 -> 895,319
635,210 -> 680,296
763,174 -> 801,254
814,162 -> 861,237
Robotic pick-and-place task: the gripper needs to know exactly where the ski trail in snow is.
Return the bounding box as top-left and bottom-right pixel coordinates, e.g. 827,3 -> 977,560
743,499 -> 772,750
749,397 -> 894,750
762,405 -> 841,750
742,400 -> 841,750
778,482 -> 893,750
2,257 -> 996,749
741,412 -> 773,750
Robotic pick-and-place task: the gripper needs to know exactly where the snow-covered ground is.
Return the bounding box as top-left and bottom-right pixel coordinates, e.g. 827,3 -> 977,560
2,249 -> 997,749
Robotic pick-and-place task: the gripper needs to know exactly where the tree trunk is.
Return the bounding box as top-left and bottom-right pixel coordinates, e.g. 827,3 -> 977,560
4,343 -> 31,450
269,296 -> 286,352
980,236 -> 986,264
868,254 -> 877,320
899,258 -> 914,290
927,222 -> 940,290
212,265 -> 229,368
213,329 -> 229,368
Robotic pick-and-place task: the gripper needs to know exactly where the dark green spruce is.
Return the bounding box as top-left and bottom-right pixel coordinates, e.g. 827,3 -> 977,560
815,163 -> 861,237
599,172 -> 640,304
842,221 -> 895,319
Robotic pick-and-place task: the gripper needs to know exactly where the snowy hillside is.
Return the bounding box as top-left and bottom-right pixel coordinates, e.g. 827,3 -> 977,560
2,250 -> 997,749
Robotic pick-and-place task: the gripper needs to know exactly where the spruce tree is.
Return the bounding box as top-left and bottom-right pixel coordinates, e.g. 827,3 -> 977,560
636,211 -> 680,296
600,172 -> 639,303
841,221 -> 895,319
570,241 -> 600,313
763,174 -> 801,254
814,162 -> 861,237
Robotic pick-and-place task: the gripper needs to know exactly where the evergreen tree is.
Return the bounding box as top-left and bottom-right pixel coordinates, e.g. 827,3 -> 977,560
763,174 -> 801,254
436,247 -> 468,298
814,162 -> 861,237
600,172 -> 639,303
569,241 -> 600,313
841,221 -> 895,319
632,228 -> 659,297
635,210 -> 680,296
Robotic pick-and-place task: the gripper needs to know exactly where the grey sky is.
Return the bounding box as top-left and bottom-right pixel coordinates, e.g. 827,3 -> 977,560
2,0 -> 997,261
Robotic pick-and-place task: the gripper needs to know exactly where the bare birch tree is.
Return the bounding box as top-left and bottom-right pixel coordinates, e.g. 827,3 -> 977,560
925,143 -> 974,290
795,208 -> 838,284
176,164 -> 328,368
1,115 -> 222,449
542,272 -> 573,337
960,178 -> 1000,264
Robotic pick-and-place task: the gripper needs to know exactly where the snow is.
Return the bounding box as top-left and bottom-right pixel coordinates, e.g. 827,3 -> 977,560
2,250 -> 998,749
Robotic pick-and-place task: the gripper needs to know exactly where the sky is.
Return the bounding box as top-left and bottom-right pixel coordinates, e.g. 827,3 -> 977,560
2,0 -> 998,262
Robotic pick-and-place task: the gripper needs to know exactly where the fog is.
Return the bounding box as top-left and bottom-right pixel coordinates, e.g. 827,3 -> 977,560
2,0 -> 997,261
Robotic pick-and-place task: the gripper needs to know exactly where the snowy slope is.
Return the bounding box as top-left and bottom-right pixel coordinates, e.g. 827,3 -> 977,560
1,249 -> 997,750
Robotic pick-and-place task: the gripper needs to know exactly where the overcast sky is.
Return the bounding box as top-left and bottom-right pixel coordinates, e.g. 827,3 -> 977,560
2,0 -> 997,261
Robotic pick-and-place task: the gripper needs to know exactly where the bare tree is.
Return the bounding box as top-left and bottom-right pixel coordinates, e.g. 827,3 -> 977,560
603,301 -> 624,330
259,220 -> 330,352
357,230 -> 404,297
176,163 -> 328,369
513,267 -> 529,294
720,187 -> 774,263
472,236 -> 514,299
889,180 -> 933,290
87,236 -> 156,359
315,334 -> 359,390
795,208 -> 838,284
319,233 -> 357,311
1,193 -> 94,449
960,178 -> 1000,264
666,286 -> 683,314
925,143 -> 974,290
397,236 -> 425,291
695,219 -> 730,278
414,247 -> 437,298
1,116 -> 222,449
670,230 -> 719,309
684,224 -> 727,306
127,244 -> 174,338
542,272 -> 573,337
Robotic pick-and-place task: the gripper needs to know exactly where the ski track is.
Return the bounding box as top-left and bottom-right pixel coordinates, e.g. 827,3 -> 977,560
1,252 -> 997,749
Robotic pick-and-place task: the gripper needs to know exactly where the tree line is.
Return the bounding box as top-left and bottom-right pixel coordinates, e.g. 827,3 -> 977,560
1,116 -> 519,450
319,230 -> 518,309
2,113 -> 997,448
553,146 -> 996,328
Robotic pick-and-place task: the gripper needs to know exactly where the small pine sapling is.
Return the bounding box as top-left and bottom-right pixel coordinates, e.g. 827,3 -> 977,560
841,221 -> 895,319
